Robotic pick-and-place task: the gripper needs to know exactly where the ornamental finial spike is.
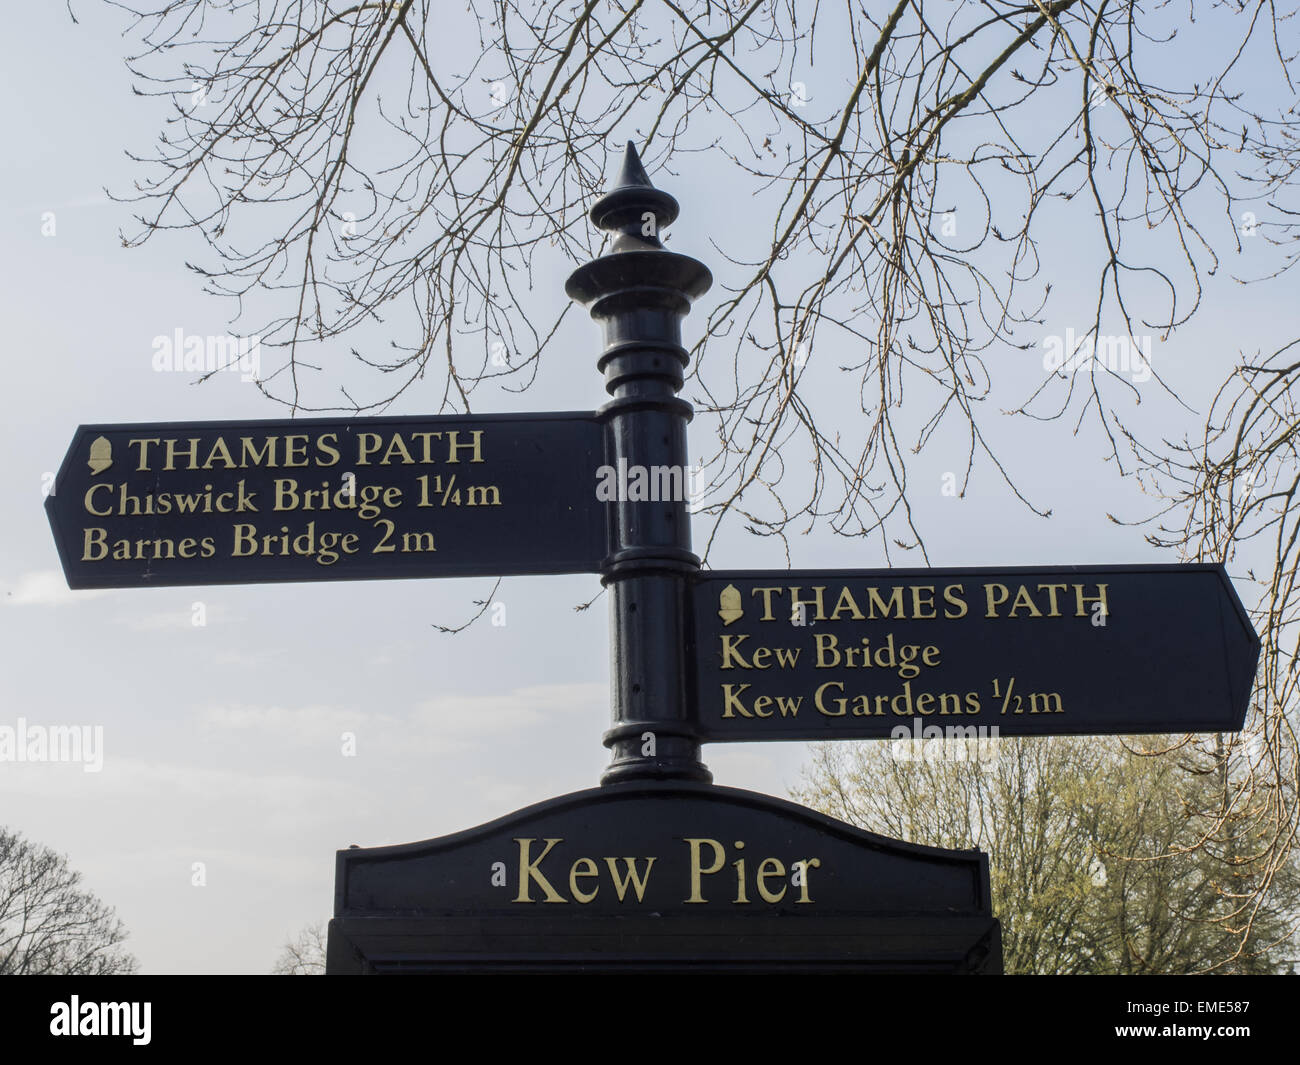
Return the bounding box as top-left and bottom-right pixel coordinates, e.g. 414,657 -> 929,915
614,140 -> 653,190
588,141 -> 680,247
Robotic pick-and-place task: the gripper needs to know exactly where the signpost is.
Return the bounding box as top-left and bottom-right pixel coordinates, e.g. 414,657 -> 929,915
44,143 -> 1262,975
327,783 -> 1000,973
688,565 -> 1259,742
45,412 -> 606,587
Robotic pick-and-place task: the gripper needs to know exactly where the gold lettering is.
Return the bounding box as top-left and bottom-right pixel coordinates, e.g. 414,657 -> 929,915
163,438 -> 201,471
719,634 -> 751,669
732,846 -> 748,904
604,857 -> 655,902
356,433 -> 382,465
466,485 -> 500,507
240,436 -> 276,467
1008,585 -> 1043,617
684,838 -> 725,903
756,858 -> 786,903
795,858 -> 821,903
1030,692 -> 1064,714
84,484 -> 113,516
128,438 -> 161,471
568,857 -> 599,904
720,683 -> 752,718
984,583 -> 1009,617
789,586 -> 827,621
911,585 -> 937,619
513,838 -> 565,903
751,587 -> 784,620
943,583 -> 968,618
273,479 -> 299,512
81,527 -> 107,561
233,524 -> 258,556
283,435 -> 309,467
814,632 -> 840,668
830,587 -> 864,621
316,433 -> 341,467
410,431 -> 441,463
866,586 -> 905,619
381,434 -> 414,465
202,437 -> 236,470
1074,583 -> 1109,618
1037,583 -> 1068,617
814,681 -> 846,716
445,430 -> 483,463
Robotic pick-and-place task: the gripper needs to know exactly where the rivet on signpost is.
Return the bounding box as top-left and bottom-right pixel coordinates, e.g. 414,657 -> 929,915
566,143 -> 713,785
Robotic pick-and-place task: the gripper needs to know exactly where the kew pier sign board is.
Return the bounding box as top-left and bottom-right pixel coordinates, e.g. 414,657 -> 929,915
45,411 -> 607,588
689,565 -> 1260,742
328,782 -> 1000,973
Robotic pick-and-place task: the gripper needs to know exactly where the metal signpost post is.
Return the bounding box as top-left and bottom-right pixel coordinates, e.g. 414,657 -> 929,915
45,145 -> 1260,975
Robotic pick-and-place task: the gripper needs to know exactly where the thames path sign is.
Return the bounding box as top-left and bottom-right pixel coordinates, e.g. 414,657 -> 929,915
46,143 -> 1262,974
45,412 -> 606,587
689,565 -> 1259,742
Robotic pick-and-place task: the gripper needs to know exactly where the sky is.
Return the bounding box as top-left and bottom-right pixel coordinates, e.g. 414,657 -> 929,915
2,2 -> 1294,974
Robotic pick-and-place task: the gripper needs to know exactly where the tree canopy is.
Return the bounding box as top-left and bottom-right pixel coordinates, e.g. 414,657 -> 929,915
0,826 -> 139,975
271,921 -> 327,974
795,736 -> 1299,973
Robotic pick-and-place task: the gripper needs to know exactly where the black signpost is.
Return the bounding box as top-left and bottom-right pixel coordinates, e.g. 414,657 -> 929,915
327,782 -> 999,973
44,144 -> 1261,976
45,411 -> 607,587
688,565 -> 1258,742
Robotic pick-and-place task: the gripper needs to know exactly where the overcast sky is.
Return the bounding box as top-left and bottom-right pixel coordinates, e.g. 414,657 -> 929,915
2,3 -> 1292,973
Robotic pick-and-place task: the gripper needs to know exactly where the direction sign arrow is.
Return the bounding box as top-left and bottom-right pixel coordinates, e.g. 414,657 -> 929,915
45,412 -> 608,588
688,565 -> 1260,741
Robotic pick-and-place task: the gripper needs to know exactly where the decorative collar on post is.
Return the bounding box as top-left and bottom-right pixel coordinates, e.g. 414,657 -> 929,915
588,142 -> 680,252
566,143 -> 712,373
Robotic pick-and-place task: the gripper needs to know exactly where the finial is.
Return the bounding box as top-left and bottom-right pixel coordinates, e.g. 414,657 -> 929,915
588,141 -> 680,249
566,141 -> 712,308
614,140 -> 653,189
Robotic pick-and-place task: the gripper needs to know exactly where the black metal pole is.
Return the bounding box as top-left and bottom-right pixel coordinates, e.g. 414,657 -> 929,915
566,143 -> 713,785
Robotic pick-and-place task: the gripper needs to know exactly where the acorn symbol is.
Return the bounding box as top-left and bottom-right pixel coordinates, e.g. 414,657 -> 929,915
87,436 -> 113,475
718,584 -> 743,626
